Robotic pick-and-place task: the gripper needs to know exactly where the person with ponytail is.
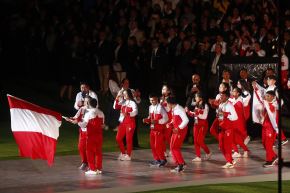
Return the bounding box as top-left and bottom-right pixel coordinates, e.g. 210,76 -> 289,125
186,92 -> 211,162
114,89 -> 138,161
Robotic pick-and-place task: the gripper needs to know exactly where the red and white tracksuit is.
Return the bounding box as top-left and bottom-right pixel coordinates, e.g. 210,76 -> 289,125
160,98 -> 172,151
218,101 -> 238,164
78,108 -> 104,171
229,97 -> 249,153
254,88 -> 278,162
144,103 -> 168,161
169,104 -> 189,165
262,101 -> 278,162
188,104 -> 210,158
73,107 -> 88,164
265,85 -> 287,141
209,94 -> 221,140
114,99 -> 138,156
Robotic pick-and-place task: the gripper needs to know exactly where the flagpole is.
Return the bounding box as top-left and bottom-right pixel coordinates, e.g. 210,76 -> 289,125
276,0 -> 282,192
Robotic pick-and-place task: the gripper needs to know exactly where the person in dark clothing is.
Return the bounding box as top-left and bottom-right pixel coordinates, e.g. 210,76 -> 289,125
206,43 -> 224,99
148,38 -> 167,94
96,31 -> 114,93
126,36 -> 140,89
177,39 -> 195,86
184,74 -> 202,143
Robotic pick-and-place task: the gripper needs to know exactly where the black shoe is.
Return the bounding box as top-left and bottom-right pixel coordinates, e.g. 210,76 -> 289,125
179,164 -> 186,172
79,162 -> 88,170
274,140 -> 288,148
170,164 -> 185,173
158,159 -> 167,167
149,160 -> 161,167
263,161 -> 273,168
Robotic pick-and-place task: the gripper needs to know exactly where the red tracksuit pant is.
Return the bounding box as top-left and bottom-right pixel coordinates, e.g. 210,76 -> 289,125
193,121 -> 210,157
262,127 -> 277,162
210,118 -> 219,140
281,130 -> 287,141
86,136 -> 102,170
163,127 -> 172,152
170,128 -> 187,165
116,123 -> 135,156
219,129 -> 234,163
150,130 -> 165,160
78,130 -> 87,163
233,128 -> 249,152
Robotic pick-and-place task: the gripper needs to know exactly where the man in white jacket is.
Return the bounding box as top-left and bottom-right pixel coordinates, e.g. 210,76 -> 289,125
74,82 -> 98,110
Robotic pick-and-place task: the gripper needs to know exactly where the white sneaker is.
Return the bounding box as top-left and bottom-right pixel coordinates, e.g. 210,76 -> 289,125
85,170 -> 97,175
244,136 -> 250,145
233,158 -> 240,165
170,167 -> 179,173
222,162 -> 234,169
243,151 -> 249,158
271,157 -> 278,166
121,154 -> 131,161
204,152 -> 212,160
96,170 -> 102,174
118,153 -> 125,160
232,152 -> 241,158
282,139 -> 288,146
192,157 -> 202,162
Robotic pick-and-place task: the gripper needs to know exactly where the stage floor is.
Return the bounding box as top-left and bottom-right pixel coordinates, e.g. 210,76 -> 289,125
0,141 -> 290,193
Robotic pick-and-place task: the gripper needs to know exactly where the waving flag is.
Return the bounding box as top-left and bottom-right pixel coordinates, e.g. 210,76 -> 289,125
252,88 -> 265,124
252,83 -> 266,125
7,94 -> 62,166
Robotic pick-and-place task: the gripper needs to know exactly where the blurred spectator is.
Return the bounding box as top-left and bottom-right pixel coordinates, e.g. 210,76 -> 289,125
211,34 -> 227,55
105,70 -> 121,131
149,38 -> 167,93
221,69 -> 233,91
247,42 -> 266,57
281,48 -> 289,90
112,36 -> 128,84
126,36 -> 140,89
96,31 -> 114,93
176,38 -> 195,85
129,20 -> 145,47
207,43 -> 224,98
0,0 -> 287,103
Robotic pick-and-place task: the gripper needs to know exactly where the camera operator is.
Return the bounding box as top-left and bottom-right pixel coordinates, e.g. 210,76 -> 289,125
74,82 -> 98,110
184,74 -> 201,143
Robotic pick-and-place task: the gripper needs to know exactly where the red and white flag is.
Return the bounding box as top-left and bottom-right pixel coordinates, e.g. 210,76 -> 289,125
7,94 -> 62,166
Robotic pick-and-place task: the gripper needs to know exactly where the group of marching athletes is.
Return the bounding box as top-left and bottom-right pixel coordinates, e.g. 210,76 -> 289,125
64,69 -> 288,175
